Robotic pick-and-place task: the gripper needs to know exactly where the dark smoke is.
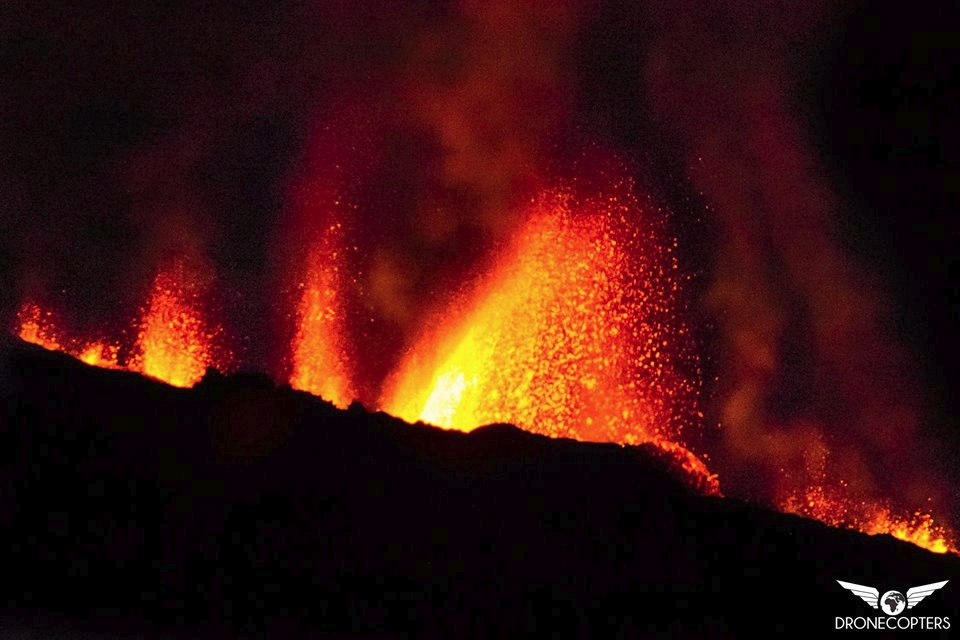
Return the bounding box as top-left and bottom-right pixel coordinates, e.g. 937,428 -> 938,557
1,0 -> 583,386
273,0 -> 585,394
639,0 -> 957,515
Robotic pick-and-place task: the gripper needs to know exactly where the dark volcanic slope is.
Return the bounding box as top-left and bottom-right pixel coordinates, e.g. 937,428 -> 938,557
1,337 -> 958,638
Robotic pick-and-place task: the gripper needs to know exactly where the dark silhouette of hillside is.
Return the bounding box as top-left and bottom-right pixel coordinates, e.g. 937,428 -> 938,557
2,336 -> 958,637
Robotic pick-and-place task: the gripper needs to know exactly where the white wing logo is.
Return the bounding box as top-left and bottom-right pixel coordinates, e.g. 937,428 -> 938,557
837,580 -> 949,613
907,581 -> 950,609
836,581 -> 880,609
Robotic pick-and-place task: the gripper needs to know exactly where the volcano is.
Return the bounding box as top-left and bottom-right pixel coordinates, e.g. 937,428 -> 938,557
2,0 -> 959,636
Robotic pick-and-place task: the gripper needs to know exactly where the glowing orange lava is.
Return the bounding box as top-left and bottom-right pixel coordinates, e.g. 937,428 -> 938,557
381,187 -> 717,493
12,197 -> 957,555
17,304 -> 63,352
288,223 -> 355,408
129,268 -> 222,388
17,264 -> 227,388
77,341 -> 120,368
17,303 -> 120,369
783,486 -> 956,554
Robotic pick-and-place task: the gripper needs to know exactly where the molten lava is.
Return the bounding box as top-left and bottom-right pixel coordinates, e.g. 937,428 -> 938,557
17,304 -> 64,352
288,223 -> 355,409
381,186 -> 717,493
15,264 -> 227,388
784,486 -> 956,554
10,189 -> 957,555
128,267 -> 223,388
17,303 -> 120,369
77,342 -> 120,369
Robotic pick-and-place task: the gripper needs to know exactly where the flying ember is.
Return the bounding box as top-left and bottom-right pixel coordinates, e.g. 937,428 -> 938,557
380,184 -> 717,492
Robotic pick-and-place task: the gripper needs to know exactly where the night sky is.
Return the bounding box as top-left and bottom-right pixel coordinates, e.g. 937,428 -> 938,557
2,1 -> 958,511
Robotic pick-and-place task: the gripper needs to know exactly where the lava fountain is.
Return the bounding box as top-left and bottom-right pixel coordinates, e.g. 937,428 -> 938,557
15,262 -> 228,389
128,265 -> 225,388
784,486 -> 955,555
17,304 -> 65,353
380,180 -> 717,492
288,221 -> 356,409
17,303 -> 120,370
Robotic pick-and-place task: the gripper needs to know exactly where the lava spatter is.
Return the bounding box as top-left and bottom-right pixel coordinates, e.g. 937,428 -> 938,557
128,266 -> 225,388
381,184 -> 716,492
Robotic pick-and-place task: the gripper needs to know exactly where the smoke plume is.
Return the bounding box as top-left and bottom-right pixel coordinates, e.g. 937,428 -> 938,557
642,0 -> 950,513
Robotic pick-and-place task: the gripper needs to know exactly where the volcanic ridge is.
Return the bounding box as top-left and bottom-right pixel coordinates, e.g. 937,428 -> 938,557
2,337 -> 958,637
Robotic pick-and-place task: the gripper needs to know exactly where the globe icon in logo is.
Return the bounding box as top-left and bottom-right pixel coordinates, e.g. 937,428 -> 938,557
880,590 -> 907,616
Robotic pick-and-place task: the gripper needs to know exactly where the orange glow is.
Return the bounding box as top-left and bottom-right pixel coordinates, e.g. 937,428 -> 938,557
288,223 -> 355,408
381,187 -> 717,493
77,342 -> 120,368
17,303 -> 120,369
16,264 -> 229,387
12,203 -> 958,556
128,267 -> 223,388
783,486 -> 957,554
17,303 -> 63,352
